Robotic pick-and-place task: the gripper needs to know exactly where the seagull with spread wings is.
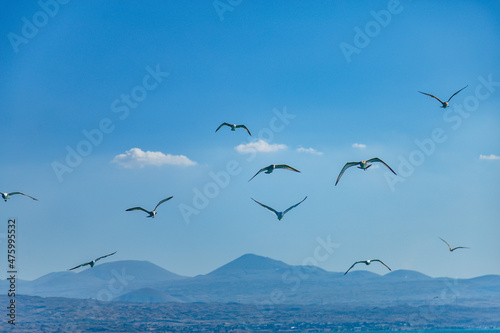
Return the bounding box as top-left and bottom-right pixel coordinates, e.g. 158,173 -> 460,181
126,196 -> 173,218
1,191 -> 38,202
419,85 -> 468,108
439,237 -> 469,252
335,157 -> 396,186
248,164 -> 301,182
251,196 -> 307,221
215,122 -> 251,136
344,259 -> 391,275
69,251 -> 117,271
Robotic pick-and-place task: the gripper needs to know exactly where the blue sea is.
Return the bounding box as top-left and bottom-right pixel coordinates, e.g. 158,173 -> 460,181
276,329 -> 500,333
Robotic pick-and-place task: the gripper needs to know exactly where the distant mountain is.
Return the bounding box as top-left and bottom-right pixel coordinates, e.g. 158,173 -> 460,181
11,254 -> 500,307
205,253 -> 294,278
20,270 -> 104,299
156,255 -> 500,305
466,274 -> 500,284
154,253 -> 336,303
114,287 -> 183,303
383,270 -> 432,281
77,260 -> 184,282
18,260 -> 186,299
30,271 -> 74,283
340,270 -> 381,279
204,253 -> 331,280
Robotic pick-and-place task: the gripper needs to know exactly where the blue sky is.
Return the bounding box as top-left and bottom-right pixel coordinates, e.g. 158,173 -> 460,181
1,0 -> 499,280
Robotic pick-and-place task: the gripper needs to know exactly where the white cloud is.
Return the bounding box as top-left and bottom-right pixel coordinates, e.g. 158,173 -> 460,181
112,148 -> 197,168
480,154 -> 500,160
297,147 -> 323,155
235,140 -> 287,154
352,143 -> 366,149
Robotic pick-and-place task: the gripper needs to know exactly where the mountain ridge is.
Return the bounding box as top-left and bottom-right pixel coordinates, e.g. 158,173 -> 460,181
3,254 -> 498,306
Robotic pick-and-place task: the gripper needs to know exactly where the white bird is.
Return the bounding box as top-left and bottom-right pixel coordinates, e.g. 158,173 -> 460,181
419,85 -> 468,108
344,259 -> 391,275
335,157 -> 396,186
251,196 -> 307,221
69,251 -> 117,271
1,191 -> 38,202
249,164 -> 301,182
126,196 -> 173,218
215,122 -> 251,136
439,237 -> 469,252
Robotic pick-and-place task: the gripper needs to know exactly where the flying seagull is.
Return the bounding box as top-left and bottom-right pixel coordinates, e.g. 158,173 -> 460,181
248,164 -> 301,182
335,157 -> 397,186
419,85 -> 468,108
69,251 -> 117,271
344,259 -> 391,275
439,237 -> 469,252
126,196 -> 173,218
216,122 -> 251,136
1,191 -> 38,202
251,196 -> 307,221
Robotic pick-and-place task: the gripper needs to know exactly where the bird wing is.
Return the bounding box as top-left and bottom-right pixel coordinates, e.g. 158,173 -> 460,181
439,237 -> 453,251
283,196 -> 307,216
154,196 -> 174,211
366,157 -> 397,175
69,262 -> 90,271
451,246 -> 469,251
419,91 -> 445,104
95,251 -> 117,262
372,259 -> 391,271
335,162 -> 360,186
236,124 -> 252,136
248,167 -> 266,182
275,164 -> 301,173
215,122 -> 231,132
344,261 -> 364,275
446,85 -> 468,102
251,198 -> 279,217
8,192 -> 38,200
126,207 -> 150,214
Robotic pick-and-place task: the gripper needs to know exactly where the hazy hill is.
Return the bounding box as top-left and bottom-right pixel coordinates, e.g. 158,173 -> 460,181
154,254 -> 500,306
77,260 -> 184,281
206,253 -> 292,278
114,287 -> 183,303
383,269 -> 432,281
5,254 -> 500,307
17,260 -> 186,299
